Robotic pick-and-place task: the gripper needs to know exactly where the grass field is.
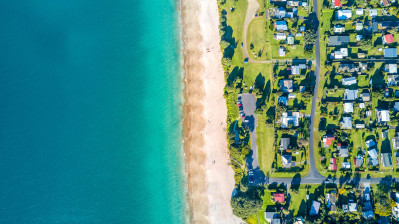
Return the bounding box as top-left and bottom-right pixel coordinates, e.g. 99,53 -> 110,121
257,115 -> 275,175
289,188 -> 308,217
247,18 -> 270,60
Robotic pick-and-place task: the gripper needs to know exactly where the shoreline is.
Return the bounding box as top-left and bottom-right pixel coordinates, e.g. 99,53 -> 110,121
181,0 -> 241,223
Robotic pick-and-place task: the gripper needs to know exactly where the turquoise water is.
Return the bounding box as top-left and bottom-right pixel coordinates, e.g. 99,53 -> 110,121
0,1 -> 186,223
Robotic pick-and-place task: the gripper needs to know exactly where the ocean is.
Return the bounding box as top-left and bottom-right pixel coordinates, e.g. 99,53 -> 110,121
0,0 -> 186,223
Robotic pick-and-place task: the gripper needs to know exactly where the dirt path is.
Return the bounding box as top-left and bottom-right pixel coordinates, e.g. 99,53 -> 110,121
242,0 -> 259,61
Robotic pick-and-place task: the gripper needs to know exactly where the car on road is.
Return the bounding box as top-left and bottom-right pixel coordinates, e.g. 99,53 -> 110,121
238,103 -> 242,106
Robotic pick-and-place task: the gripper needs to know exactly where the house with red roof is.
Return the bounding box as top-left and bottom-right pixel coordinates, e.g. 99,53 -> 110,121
273,193 -> 285,203
383,34 -> 395,44
329,158 -> 337,171
332,0 -> 342,8
323,135 -> 335,148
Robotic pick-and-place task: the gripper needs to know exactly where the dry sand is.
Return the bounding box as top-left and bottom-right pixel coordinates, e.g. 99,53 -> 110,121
181,0 -> 242,223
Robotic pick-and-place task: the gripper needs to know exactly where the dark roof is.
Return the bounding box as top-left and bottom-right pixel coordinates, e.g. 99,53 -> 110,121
328,36 -> 350,46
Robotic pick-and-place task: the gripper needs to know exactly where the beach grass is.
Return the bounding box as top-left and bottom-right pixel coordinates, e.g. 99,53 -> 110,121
247,18 -> 270,60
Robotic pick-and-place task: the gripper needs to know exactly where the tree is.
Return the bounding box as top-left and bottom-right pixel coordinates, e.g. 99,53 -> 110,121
304,30 -> 317,45
220,40 -> 230,49
231,193 -> 262,218
359,38 -> 372,50
221,57 -> 232,68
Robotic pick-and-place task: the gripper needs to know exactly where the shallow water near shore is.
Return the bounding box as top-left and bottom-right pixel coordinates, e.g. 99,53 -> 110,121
0,0 -> 186,223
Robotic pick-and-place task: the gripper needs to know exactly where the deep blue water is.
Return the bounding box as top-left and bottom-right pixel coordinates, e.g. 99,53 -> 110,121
0,1 -> 186,223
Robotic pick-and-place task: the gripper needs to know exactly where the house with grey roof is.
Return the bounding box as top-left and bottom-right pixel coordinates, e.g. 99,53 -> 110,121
393,133 -> 399,150
385,48 -> 397,58
338,63 -> 357,73
328,36 -> 350,46
341,117 -> 352,129
265,212 -> 281,224
381,153 -> 392,167
282,155 -> 292,168
342,77 -> 357,86
280,138 -> 290,150
344,89 -> 359,101
338,144 -> 349,157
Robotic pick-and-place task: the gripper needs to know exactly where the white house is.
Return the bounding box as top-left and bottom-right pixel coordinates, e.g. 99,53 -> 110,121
336,10 -> 352,20
356,9 -> 364,15
334,25 -> 345,33
274,33 -> 287,40
333,48 -> 348,59
369,9 -> 378,17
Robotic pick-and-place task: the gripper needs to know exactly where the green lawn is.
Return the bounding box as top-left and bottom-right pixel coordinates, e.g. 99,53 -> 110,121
247,18 -> 270,60
289,188 -> 307,217
258,117 -> 275,175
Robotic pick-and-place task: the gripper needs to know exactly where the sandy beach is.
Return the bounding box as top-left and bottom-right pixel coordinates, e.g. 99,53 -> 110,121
181,0 -> 241,223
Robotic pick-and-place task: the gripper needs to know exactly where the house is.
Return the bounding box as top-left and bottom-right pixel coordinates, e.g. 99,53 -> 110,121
280,138 -> 290,150
310,201 -> 321,215
356,22 -> 363,31
385,48 -> 397,58
326,193 -> 337,211
358,52 -> 366,58
278,46 -> 286,57
356,35 -> 363,41
287,35 -> 295,45
334,25 -> 345,33
363,211 -> 375,219
329,158 -> 337,170
385,64 -> 397,74
394,102 -> 399,112
278,96 -> 288,105
369,9 -> 378,17
282,155 -> 292,168
354,154 -> 364,167
336,10 -> 352,20
344,89 -> 359,101
349,203 -> 357,212
368,148 -> 379,166
359,103 -> 365,109
274,193 -> 285,203
383,34 -> 395,44
381,0 -> 390,6
286,8 -> 298,18
343,102 -> 354,113
338,143 -> 349,157
265,212 -> 281,224
274,33 -> 287,40
293,217 -> 305,224
342,162 -> 351,169
381,153 -> 393,167
299,26 -> 306,32
372,21 -> 399,33
280,79 -> 293,93
356,9 -> 364,15
287,0 -> 300,6
333,48 -> 348,59
396,152 -> 399,167
328,36 -> 350,46
338,63 -> 357,73
365,139 -> 376,149
342,77 -> 357,86
376,109 -> 390,124
393,133 -> 399,149
341,116 -> 352,129
361,93 -> 370,102
280,111 -> 301,128
388,75 -> 399,86
393,202 -> 399,220
356,123 -> 365,128
275,7 -> 286,18
275,21 -> 288,31
343,204 -> 349,213
332,0 -> 342,7
291,64 -> 306,75
323,135 -> 335,147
